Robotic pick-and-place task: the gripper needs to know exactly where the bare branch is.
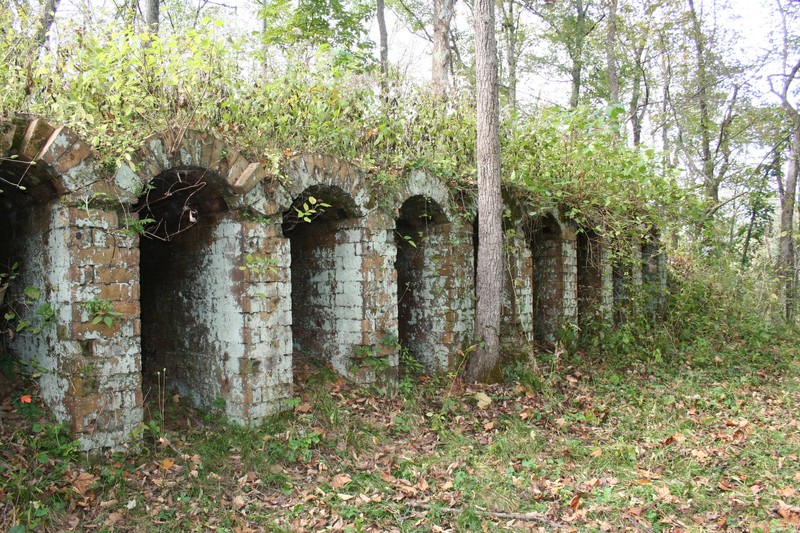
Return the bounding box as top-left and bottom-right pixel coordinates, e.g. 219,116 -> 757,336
394,0 -> 434,43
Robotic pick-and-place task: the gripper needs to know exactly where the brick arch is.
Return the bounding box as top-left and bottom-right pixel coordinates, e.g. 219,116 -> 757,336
280,154 -> 368,216
393,172 -> 473,373
497,196 -> 535,357
394,207 -> 474,372
641,230 -> 666,314
576,224 -> 612,330
1,115 -> 102,205
113,129 -> 268,206
0,114 -> 145,450
117,130 -> 292,427
393,170 -> 455,223
279,154 -> 398,381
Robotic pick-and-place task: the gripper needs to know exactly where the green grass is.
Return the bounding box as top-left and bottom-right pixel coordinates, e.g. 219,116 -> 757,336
2,341 -> 800,531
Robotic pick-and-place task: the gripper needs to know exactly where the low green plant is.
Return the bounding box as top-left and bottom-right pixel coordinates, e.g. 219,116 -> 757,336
291,195 -> 332,223
82,297 -> 121,327
124,216 -> 157,235
239,254 -> 280,276
398,345 -> 425,377
350,344 -> 391,373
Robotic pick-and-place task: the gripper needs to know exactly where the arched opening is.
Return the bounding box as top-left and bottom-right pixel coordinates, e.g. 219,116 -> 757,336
0,159 -> 60,389
282,185 -> 361,376
394,195 -> 450,372
612,239 -> 642,322
641,232 -> 665,314
530,213 -> 563,346
137,167 -> 243,415
577,228 -> 604,330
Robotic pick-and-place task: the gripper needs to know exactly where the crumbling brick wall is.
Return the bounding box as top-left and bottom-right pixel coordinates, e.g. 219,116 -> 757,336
395,201 -> 474,371
121,133 -> 292,426
1,117 -> 143,449
281,155 -> 398,382
530,212 -> 570,345
140,212 -> 290,422
1,114 -> 656,451
577,228 -> 614,328
501,217 -> 534,356
642,233 -> 667,314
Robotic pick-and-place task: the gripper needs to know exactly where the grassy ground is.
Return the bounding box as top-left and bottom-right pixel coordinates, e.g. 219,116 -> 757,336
1,342 -> 799,532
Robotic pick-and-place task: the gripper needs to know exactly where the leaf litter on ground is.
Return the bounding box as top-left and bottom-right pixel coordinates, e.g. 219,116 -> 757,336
1,347 -> 799,531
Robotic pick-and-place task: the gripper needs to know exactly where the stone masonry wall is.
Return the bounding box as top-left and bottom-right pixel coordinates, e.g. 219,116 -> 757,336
501,220 -> 534,355
1,116 -> 144,449
2,203 -> 144,449
282,155 -> 399,382
613,239 -> 644,320
642,237 -> 667,314
396,220 -> 474,372
1,114 -> 660,451
59,206 -> 142,449
287,215 -> 359,375
531,215 -> 564,345
560,221 -> 578,329
141,211 -> 291,423
286,213 -> 397,381
577,229 -> 604,328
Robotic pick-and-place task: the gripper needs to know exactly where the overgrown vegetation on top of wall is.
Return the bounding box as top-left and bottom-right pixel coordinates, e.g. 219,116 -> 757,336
1,17 -> 682,244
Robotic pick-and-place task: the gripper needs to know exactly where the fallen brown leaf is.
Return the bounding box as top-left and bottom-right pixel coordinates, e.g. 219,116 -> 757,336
331,474 -> 352,489
569,493 -> 582,511
104,512 -> 124,527
233,494 -> 246,509
72,472 -> 98,495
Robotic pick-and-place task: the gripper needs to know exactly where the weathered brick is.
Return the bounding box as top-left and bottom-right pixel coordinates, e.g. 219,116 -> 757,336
19,118 -> 56,161
94,267 -> 135,285
0,121 -> 16,155
230,162 -> 266,194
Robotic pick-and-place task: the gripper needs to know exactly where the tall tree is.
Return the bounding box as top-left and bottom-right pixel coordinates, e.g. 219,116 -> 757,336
432,0 -> 455,97
768,0 -> 800,321
685,0 -> 714,201
605,0 -> 619,107
523,0 -> 602,108
662,0 -> 743,207
498,0 -> 522,111
468,0 -> 503,382
377,0 -> 389,97
259,0 -> 373,56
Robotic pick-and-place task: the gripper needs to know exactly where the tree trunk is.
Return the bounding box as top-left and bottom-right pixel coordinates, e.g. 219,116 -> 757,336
33,0 -> 61,51
144,0 -> 159,34
499,0 -> 518,112
432,0 -> 455,98
377,0 -> 389,98
468,0 -> 503,382
629,42 -> 647,146
605,0 -> 619,106
769,0 -> 800,321
784,124 -> 800,320
686,0 -> 716,203
568,0 -> 588,109
569,55 -> 582,109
